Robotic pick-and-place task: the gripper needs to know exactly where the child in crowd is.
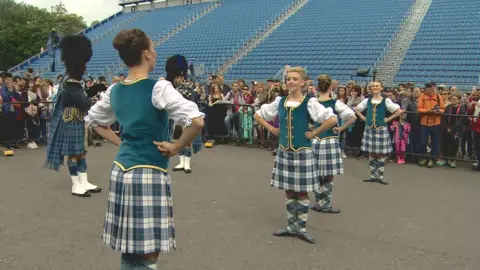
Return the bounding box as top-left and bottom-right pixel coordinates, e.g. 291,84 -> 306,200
390,113 -> 411,164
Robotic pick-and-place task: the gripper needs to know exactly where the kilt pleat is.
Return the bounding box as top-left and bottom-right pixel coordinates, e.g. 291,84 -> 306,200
361,126 -> 392,154
102,164 -> 176,254
271,147 -> 319,192
313,137 -> 343,176
59,121 -> 85,156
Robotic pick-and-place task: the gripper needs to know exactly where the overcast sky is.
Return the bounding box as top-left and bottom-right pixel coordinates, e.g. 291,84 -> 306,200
19,0 -> 123,24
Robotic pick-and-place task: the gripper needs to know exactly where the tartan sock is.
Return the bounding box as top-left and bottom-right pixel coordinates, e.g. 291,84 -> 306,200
67,160 -> 78,176
182,147 -> 192,157
296,198 -> 310,233
285,197 -> 297,233
377,157 -> 386,180
313,177 -> 325,206
121,254 -> 157,270
322,177 -> 334,208
77,158 -> 87,173
368,156 -> 377,180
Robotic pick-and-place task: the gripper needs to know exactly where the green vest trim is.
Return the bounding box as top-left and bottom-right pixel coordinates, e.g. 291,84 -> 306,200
278,95 -> 312,151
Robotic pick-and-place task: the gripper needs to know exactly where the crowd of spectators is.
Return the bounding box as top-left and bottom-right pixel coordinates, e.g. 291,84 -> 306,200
1,70 -> 479,171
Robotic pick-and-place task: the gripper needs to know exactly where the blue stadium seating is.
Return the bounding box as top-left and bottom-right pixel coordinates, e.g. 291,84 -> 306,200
132,0 -> 300,78
12,4 -> 211,79
226,0 -> 415,81
394,0 -> 480,86
9,0 -> 480,87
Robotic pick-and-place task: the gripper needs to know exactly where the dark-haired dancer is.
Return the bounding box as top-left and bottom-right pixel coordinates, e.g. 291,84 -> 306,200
310,75 -> 356,214
254,67 -> 337,244
45,35 -> 101,197
85,29 -> 203,270
167,61 -> 203,174
354,81 -> 403,185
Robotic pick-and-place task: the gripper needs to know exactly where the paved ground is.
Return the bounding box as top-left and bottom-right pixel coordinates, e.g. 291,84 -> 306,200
1,143 -> 479,270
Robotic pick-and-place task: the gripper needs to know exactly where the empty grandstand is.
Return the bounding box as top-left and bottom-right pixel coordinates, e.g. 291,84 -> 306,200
7,0 -> 480,87
226,0 -> 414,82
394,0 -> 480,87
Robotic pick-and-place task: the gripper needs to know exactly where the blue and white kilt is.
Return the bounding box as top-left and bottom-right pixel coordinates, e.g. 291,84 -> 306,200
271,147 -> 319,192
312,137 -> 343,176
59,120 -> 86,156
361,126 -> 392,154
102,164 -> 176,254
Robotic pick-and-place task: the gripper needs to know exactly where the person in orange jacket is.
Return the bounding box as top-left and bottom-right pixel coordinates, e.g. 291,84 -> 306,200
417,81 -> 445,168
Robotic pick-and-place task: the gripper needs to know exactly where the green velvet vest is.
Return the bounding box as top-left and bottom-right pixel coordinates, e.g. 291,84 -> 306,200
366,98 -> 387,129
110,78 -> 169,172
278,96 -> 312,150
314,99 -> 337,139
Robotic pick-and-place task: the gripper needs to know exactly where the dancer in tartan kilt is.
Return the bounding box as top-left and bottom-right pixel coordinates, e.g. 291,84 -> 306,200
310,75 -> 356,214
170,74 -> 203,174
354,81 -> 403,185
254,67 -> 337,244
85,29 -> 204,270
45,35 -> 101,197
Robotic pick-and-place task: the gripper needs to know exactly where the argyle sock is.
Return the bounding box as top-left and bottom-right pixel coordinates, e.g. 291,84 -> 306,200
368,156 -> 377,180
296,198 -> 310,233
285,197 -> 297,233
377,157 -> 386,180
313,176 -> 325,206
322,177 -> 334,208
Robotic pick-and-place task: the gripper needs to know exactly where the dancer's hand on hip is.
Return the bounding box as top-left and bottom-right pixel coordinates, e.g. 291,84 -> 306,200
305,131 -> 314,139
153,141 -> 180,157
268,127 -> 280,136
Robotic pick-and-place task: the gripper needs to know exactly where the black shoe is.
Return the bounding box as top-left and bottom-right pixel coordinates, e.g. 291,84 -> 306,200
362,178 -> 377,183
172,167 -> 184,171
72,191 -> 91,197
310,204 -> 324,212
184,168 -> 192,173
88,187 -> 102,193
378,179 -> 389,185
297,231 -> 316,244
319,206 -> 341,214
273,228 -> 296,237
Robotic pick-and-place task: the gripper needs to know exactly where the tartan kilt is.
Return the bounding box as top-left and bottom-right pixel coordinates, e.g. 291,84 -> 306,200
312,137 -> 343,176
361,126 -> 392,154
102,164 -> 176,254
59,120 -> 86,156
271,147 -> 319,192
171,123 -> 203,154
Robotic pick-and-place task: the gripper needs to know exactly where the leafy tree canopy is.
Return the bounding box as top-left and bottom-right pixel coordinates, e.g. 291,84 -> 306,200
0,0 -> 87,71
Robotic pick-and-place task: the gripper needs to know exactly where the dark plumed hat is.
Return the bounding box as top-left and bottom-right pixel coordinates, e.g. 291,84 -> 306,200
60,35 -> 93,65
165,54 -> 188,83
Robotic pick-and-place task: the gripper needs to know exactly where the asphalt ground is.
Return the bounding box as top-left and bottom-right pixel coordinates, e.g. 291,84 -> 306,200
1,143 -> 479,270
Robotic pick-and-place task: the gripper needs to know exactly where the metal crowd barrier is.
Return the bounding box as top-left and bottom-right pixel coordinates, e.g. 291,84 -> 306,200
0,101 -> 54,145
1,101 -> 478,164
203,102 -> 479,164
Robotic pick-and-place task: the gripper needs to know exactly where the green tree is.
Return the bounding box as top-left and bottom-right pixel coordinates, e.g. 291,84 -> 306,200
0,0 -> 87,71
